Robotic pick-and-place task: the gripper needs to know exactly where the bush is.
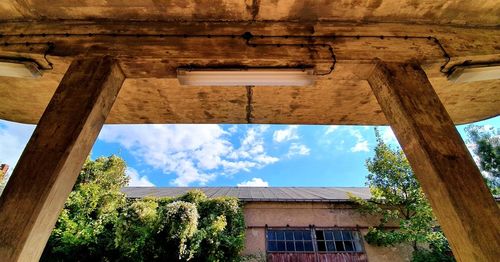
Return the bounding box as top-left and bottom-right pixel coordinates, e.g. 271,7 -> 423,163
42,157 -> 246,262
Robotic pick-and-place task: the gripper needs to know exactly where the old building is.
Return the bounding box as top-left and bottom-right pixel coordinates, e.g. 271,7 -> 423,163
123,187 -> 413,262
0,1 -> 498,261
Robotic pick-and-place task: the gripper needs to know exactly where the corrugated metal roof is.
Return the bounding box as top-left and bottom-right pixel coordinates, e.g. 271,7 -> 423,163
121,187 -> 372,202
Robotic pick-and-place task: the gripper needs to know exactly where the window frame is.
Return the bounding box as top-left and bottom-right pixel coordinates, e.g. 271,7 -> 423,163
266,228 -> 316,253
266,227 -> 365,254
314,228 -> 364,253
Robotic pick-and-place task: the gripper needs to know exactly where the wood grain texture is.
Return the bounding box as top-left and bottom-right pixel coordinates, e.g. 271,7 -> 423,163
368,60 -> 500,262
0,56 -> 124,262
1,0 -> 499,25
0,21 -> 498,125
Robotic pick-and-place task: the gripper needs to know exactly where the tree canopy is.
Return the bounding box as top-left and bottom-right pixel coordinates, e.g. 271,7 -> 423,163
465,124 -> 500,195
350,129 -> 453,262
41,155 -> 245,262
0,170 -> 6,195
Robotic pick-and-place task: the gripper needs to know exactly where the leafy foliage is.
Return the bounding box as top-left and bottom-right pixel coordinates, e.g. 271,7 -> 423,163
114,197 -> 158,259
465,125 -> 500,195
193,197 -> 245,262
42,155 -> 128,261
350,129 -> 454,261
42,156 -> 245,262
0,170 -> 7,195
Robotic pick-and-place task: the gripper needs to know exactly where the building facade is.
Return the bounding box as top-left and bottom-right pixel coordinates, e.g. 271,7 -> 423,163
123,187 -> 413,262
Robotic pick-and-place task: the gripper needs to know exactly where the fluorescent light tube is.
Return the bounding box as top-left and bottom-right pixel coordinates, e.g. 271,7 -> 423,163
448,64 -> 500,83
0,60 -> 42,78
177,69 -> 315,86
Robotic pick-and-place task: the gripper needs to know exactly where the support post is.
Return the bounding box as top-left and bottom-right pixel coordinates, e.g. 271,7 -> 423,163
0,56 -> 125,261
367,60 -> 500,262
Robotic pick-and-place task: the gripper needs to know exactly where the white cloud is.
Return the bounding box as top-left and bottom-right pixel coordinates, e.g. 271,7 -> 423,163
271,126 -> 311,158
287,143 -> 311,157
273,125 -> 299,143
349,128 -> 370,153
351,140 -> 369,152
237,177 -> 269,187
382,127 -> 397,144
228,125 -> 238,133
99,124 -> 278,186
0,121 -> 35,171
324,125 -> 339,135
322,126 -> 369,152
126,167 -> 155,187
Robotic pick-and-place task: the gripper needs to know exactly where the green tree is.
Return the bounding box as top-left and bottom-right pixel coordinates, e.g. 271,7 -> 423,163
193,196 -> 245,262
150,200 -> 200,261
42,156 -> 246,261
114,197 -> 159,260
116,190 -> 246,262
42,155 -> 128,261
350,128 -> 453,261
0,169 -> 6,195
465,125 -> 500,195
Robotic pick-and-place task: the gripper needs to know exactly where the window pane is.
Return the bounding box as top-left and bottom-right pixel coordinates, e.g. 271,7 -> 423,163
268,231 -> 276,241
304,241 -> 314,251
343,231 -> 353,240
277,241 -> 286,251
354,240 -> 363,252
333,230 -> 342,240
326,241 -> 336,251
335,241 -> 345,251
353,231 -> 361,240
294,231 -> 303,240
303,231 -> 312,240
268,241 -> 277,252
344,241 -> 354,251
276,231 -> 285,240
267,229 -> 363,253
295,241 -> 304,251
316,230 -> 325,241
317,241 -> 326,251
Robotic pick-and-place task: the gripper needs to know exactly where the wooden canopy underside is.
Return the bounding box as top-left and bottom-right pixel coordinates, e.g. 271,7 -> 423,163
0,0 -> 499,125
0,2 -> 499,261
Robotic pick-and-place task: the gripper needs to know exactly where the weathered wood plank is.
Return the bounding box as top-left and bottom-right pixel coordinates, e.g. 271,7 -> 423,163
0,21 -> 498,126
367,60 -> 500,262
0,56 -> 125,261
1,1 -> 499,25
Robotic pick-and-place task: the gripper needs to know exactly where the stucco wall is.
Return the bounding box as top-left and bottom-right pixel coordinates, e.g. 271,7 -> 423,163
242,202 -> 412,261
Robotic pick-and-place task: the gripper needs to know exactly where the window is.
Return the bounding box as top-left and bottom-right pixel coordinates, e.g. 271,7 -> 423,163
315,230 -> 363,252
267,230 -> 314,252
267,228 -> 363,253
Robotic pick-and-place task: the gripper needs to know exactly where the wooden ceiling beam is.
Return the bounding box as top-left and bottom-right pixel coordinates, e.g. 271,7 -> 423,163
0,21 -> 498,77
0,35 -> 456,79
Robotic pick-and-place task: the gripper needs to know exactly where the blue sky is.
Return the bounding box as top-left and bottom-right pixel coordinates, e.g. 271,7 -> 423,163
0,117 -> 498,187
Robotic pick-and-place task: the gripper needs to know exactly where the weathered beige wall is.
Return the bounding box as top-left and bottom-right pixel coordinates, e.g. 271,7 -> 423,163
359,228 -> 413,262
242,202 -> 412,261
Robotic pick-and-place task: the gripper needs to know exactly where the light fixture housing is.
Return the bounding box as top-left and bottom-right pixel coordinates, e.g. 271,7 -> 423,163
177,68 -> 315,86
0,59 -> 43,79
448,64 -> 500,83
